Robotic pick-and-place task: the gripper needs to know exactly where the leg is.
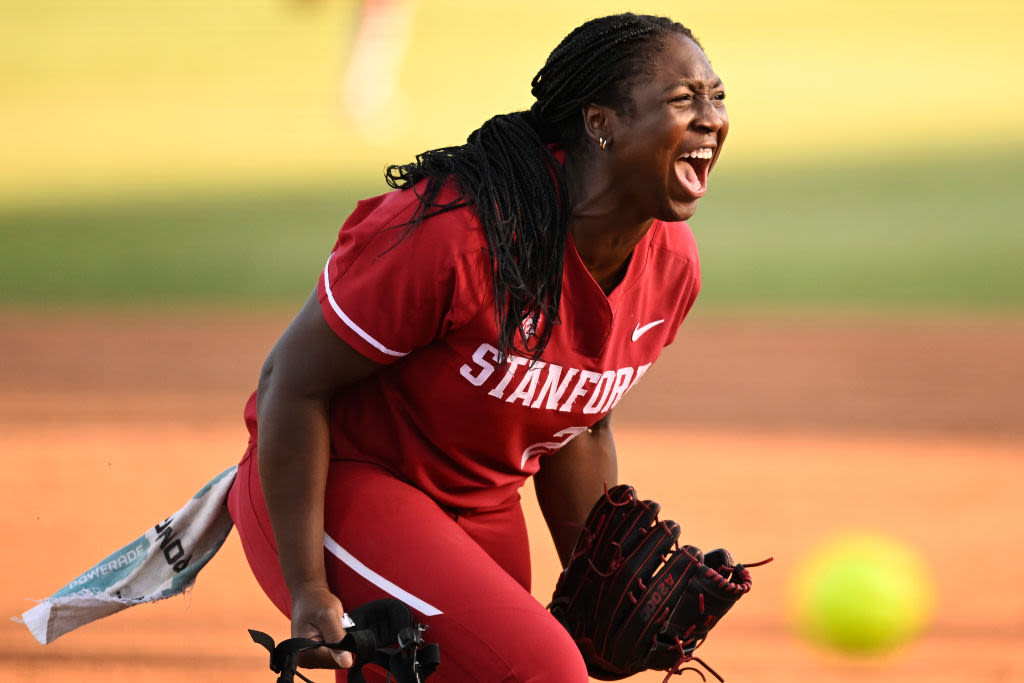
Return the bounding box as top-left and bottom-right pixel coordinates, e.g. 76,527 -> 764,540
229,452 -> 587,682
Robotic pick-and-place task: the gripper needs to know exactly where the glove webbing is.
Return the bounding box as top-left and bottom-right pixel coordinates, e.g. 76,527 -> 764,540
661,556 -> 774,683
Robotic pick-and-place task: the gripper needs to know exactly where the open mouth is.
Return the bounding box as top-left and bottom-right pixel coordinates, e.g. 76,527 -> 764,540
675,148 -> 714,198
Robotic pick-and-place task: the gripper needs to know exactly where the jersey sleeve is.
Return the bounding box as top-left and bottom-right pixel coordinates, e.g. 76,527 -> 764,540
317,188 -> 491,364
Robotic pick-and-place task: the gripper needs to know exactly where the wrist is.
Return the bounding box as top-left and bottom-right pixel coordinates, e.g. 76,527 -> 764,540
287,575 -> 332,600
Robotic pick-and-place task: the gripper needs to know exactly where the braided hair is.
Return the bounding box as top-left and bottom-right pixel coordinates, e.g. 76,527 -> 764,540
385,13 -> 700,362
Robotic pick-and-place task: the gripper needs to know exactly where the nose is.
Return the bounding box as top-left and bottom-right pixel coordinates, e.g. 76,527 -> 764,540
691,96 -> 727,134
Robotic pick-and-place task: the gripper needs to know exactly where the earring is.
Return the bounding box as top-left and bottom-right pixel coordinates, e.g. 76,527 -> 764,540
598,136 -> 609,150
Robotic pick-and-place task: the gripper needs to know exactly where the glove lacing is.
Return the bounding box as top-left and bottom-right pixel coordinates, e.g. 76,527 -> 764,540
660,556 -> 774,683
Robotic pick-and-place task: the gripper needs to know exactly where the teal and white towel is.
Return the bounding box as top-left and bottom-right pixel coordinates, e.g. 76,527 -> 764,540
19,466 -> 237,644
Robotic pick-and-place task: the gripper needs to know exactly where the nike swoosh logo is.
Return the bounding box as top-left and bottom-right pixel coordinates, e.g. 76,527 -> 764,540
631,319 -> 665,342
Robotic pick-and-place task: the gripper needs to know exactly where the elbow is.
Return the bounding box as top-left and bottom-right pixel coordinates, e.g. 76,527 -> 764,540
254,356 -> 272,393
256,354 -> 280,419
257,355 -> 275,399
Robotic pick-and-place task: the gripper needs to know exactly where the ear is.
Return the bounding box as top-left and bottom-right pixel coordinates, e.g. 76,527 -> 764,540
581,103 -> 614,149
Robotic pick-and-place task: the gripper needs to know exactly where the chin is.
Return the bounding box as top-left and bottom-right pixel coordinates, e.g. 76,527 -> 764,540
662,199 -> 699,223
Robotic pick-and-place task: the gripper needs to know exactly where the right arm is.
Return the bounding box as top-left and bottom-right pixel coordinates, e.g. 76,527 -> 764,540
256,289 -> 380,668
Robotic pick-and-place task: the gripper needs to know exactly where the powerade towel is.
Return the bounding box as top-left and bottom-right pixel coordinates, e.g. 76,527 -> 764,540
18,466 -> 237,644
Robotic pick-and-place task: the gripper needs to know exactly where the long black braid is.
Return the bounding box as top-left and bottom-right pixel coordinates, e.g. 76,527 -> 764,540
385,13 -> 700,362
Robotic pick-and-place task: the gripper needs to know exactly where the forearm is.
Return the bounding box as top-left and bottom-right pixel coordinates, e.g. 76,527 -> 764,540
535,414 -> 618,567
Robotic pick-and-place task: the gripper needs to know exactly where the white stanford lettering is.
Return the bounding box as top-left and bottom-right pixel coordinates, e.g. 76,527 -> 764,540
457,343 -> 654,416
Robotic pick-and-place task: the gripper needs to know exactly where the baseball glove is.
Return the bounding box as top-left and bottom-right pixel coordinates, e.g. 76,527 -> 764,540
548,484 -> 769,682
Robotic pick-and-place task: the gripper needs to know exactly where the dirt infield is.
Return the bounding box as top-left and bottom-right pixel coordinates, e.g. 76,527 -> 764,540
3,311 -> 1022,682
3,310 -> 1022,438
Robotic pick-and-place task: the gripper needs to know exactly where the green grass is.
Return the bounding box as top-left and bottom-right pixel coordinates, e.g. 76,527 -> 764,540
693,151 -> 1024,312
0,181 -> 374,310
1,151 -> 1021,312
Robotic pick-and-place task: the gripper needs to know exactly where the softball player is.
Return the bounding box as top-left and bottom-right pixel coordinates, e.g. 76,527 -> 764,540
229,13 -> 728,681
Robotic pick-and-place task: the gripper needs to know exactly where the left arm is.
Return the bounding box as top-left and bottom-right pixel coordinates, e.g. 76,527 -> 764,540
534,412 -> 618,568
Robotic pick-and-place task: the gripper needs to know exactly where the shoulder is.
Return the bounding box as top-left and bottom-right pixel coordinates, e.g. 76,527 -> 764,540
643,220 -> 702,334
318,182 -> 493,360
336,182 -> 489,265
644,219 -> 701,287
648,219 -> 699,262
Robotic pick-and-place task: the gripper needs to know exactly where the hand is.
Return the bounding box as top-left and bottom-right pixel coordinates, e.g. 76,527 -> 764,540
290,585 -> 354,669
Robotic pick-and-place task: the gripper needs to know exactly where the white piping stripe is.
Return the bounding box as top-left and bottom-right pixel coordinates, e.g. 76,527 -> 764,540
322,254 -> 408,358
323,532 -> 444,617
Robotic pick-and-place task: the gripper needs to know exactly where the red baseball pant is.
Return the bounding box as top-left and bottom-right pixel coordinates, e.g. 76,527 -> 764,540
228,446 -> 588,682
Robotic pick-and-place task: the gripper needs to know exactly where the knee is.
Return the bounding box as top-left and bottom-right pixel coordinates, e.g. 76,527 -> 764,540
435,606 -> 588,683
515,615 -> 588,682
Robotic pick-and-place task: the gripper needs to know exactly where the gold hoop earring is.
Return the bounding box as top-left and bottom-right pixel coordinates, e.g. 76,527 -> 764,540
598,136 -> 609,150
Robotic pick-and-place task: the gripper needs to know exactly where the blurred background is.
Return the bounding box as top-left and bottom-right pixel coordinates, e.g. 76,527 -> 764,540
2,1 -> 1022,681
2,0 -> 1022,312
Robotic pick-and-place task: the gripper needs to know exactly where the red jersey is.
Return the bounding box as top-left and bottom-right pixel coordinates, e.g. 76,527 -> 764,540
312,183 -> 701,509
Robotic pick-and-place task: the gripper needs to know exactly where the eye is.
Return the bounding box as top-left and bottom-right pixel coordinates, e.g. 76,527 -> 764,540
713,92 -> 726,102
669,93 -> 694,105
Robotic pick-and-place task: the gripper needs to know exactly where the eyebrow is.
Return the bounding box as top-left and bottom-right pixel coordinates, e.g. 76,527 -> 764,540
663,78 -> 724,93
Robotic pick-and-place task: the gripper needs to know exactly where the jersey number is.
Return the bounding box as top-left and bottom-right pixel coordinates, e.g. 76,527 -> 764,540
520,426 -> 588,470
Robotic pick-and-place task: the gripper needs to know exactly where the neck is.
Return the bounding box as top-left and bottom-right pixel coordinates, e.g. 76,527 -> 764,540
564,151 -> 654,292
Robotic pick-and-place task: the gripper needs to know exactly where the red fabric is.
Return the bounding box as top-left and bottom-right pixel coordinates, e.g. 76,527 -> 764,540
233,178 -> 701,681
307,183 -> 700,511
229,448 -> 588,682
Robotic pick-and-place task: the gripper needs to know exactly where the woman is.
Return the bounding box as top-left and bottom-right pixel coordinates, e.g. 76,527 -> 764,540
228,12 -> 728,681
